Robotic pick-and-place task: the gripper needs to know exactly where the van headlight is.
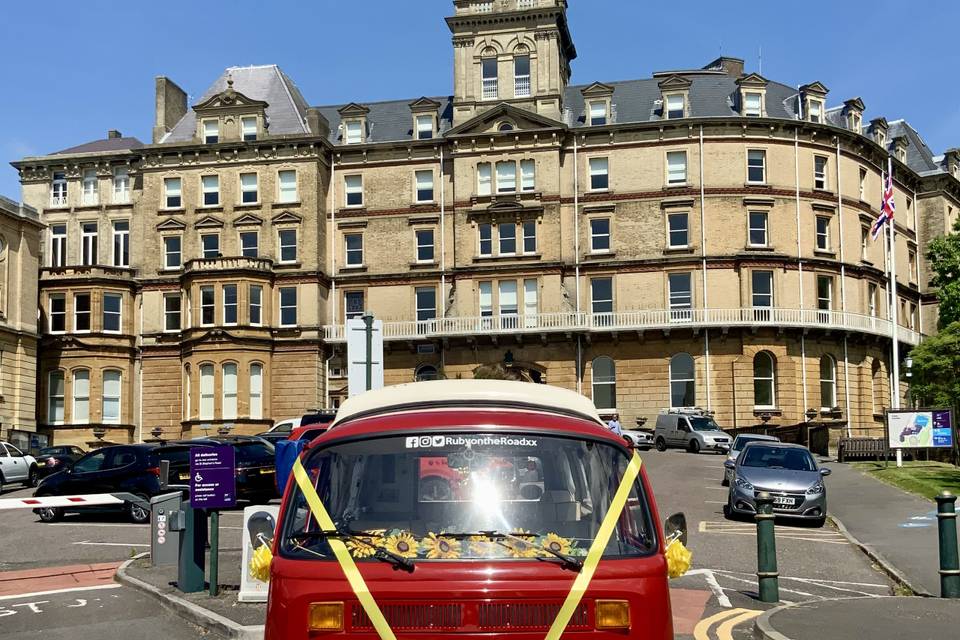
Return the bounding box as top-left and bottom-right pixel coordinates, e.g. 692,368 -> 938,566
735,477 -> 754,491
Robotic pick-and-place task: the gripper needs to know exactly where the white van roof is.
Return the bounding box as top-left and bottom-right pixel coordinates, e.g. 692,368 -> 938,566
332,380 -> 605,427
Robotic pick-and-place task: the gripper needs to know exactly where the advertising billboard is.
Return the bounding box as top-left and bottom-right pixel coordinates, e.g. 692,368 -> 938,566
887,409 -> 955,449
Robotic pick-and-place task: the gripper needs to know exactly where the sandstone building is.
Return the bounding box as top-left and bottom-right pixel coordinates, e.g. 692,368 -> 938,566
14,0 -> 960,445
0,196 -> 42,449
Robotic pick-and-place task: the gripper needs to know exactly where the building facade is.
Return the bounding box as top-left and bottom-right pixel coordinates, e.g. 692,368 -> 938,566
14,0 -> 960,446
0,196 -> 42,449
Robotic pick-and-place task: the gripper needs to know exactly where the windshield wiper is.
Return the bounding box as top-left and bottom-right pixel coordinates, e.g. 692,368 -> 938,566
288,527 -> 415,573
443,530 -> 584,572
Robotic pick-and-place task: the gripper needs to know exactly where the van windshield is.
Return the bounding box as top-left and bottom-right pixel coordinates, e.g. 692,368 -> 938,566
280,433 -> 656,562
689,417 -> 721,432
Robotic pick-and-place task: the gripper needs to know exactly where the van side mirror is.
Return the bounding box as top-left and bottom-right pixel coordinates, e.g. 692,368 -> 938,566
664,512 -> 687,546
820,468 -> 832,476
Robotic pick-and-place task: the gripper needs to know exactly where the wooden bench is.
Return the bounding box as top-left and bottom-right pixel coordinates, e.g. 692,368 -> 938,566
837,437 -> 886,462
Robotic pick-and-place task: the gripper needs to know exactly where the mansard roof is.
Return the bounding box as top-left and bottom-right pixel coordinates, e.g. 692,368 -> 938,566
53,136 -> 144,155
162,65 -> 310,143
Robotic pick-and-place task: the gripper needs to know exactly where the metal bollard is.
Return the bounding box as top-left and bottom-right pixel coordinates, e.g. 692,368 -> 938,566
755,491 -> 780,603
936,491 -> 960,598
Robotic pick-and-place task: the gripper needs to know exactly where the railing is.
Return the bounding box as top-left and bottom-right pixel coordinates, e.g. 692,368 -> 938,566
515,75 -> 531,98
517,0 -> 538,8
183,256 -> 274,273
323,307 -> 922,346
475,1 -> 493,13
49,195 -> 67,208
482,78 -> 498,100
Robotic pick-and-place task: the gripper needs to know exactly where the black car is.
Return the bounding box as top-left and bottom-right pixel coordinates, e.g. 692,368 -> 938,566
165,436 -> 277,504
33,444 -> 165,523
35,445 -> 86,479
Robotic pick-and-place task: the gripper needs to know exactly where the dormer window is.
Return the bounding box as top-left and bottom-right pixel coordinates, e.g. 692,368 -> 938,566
876,130 -> 886,147
744,92 -> 762,117
203,119 -> 219,144
589,101 -> 608,126
807,100 -> 823,123
800,82 -> 829,124
665,94 -> 685,119
241,116 -> 257,141
849,112 -> 862,133
416,114 -> 434,140
345,121 -> 363,144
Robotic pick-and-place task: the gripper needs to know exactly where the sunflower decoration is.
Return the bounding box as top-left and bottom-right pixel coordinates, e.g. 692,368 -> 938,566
384,531 -> 420,558
345,531 -> 384,559
468,535 -> 493,557
503,529 -> 540,558
422,533 -> 462,559
540,532 -> 573,557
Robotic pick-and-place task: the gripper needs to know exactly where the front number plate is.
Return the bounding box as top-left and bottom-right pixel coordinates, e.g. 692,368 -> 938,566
773,497 -> 796,506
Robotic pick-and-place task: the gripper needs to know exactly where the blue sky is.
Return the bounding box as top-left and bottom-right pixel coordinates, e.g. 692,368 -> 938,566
1,0 -> 957,198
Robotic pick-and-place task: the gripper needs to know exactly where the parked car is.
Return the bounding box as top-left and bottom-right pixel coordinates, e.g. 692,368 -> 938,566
35,445 -> 86,481
0,441 -> 39,491
653,409 -> 732,454
265,380 -> 684,639
622,428 -> 654,450
33,444 -> 165,523
170,436 -> 278,504
724,442 -> 830,527
722,434 -> 779,485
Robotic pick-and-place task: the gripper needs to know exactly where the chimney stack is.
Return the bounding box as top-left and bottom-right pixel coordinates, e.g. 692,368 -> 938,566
306,107 -> 330,139
107,129 -> 122,139
153,76 -> 188,143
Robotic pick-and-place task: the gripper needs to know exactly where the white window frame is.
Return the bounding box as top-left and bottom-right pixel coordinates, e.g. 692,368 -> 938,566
814,155 -> 828,190
51,172 -> 68,207
747,149 -> 767,184
278,169 -> 298,203
589,101 -> 607,126
859,167 -> 867,200
752,270 -> 774,309
222,363 -> 238,420
477,163 -> 492,196
591,356 -> 617,410
199,364 -> 215,420
415,228 -> 435,263
49,294 -> 66,333
520,159 -> 536,192
345,174 -> 363,207
200,286 -> 216,327
241,116 -> 257,142
163,293 -> 181,332
103,293 -> 122,334
163,235 -> 182,270
240,172 -> 258,204
278,228 -> 297,263
478,223 -> 493,257
522,220 -> 537,254
808,100 -> 823,124
203,119 -> 219,144
415,170 -> 434,203
249,284 -> 263,326
513,54 -> 531,98
753,352 -> 777,409
481,56 -> 498,100
344,233 -> 363,267
589,157 -> 609,191
50,224 -> 67,267
743,92 -> 762,117
73,293 -> 91,333
498,222 -> 517,256
748,211 -> 768,247
668,272 -> 693,321
72,369 -> 90,424
819,355 -> 836,410
345,120 -> 363,144
201,175 -> 220,207
112,220 -> 130,267
81,222 -> 98,266
415,114 -> 434,140
666,150 -> 687,185
48,371 -> 65,425
667,212 -> 689,249
112,167 -> 130,204
201,233 -> 220,259
590,277 -> 614,315
164,177 -> 182,209
222,284 -> 238,326
665,94 -> 685,119
82,169 -> 98,206
240,230 -> 259,258
589,217 -> 610,253
279,287 -> 298,327
102,370 -> 122,424
496,161 -> 517,194
249,364 -> 263,419
415,286 -> 437,323
815,216 -> 831,251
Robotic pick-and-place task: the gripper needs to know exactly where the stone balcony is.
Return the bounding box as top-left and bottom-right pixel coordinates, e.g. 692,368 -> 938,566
323,307 -> 922,346
183,256 -> 274,274
40,265 -> 136,283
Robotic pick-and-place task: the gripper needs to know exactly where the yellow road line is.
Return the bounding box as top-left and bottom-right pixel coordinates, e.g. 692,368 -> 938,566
716,609 -> 761,640
693,608 -> 749,640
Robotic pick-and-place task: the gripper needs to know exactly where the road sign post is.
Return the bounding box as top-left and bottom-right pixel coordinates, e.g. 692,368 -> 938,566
936,491 -> 960,598
347,314 -> 383,396
183,445 -> 236,595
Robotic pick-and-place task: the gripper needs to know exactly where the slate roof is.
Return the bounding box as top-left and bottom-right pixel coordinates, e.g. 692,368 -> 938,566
314,97 -> 455,144
162,65 -> 310,143
53,137 -> 144,155
887,120 -> 941,174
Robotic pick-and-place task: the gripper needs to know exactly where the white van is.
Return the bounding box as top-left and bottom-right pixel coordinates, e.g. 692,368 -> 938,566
653,409 -> 732,454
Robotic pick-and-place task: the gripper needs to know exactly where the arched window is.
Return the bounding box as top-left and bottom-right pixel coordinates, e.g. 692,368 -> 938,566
250,364 -> 263,419
481,48 -> 498,100
222,363 -> 238,420
591,356 -> 616,410
102,370 -> 122,424
670,353 -> 696,408
415,365 -> 439,382
48,371 -> 65,424
184,365 -> 192,420
199,364 -> 215,420
72,369 -> 90,423
819,355 -> 836,410
498,122 -> 514,132
753,352 -> 776,409
513,45 -> 530,98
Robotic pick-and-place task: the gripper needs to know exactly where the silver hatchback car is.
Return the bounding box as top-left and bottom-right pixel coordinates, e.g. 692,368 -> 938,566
724,442 -> 830,527
722,433 -> 779,486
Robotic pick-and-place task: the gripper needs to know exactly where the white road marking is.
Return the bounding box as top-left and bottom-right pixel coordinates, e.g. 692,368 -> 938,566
685,569 -> 732,608
48,523 -> 147,528
72,541 -> 150,548
711,569 -> 888,597
0,584 -> 122,602
703,486 -> 728,490
705,500 -> 727,504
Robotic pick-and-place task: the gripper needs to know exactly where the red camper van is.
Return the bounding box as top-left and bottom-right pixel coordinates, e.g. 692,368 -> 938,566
265,380 -> 682,639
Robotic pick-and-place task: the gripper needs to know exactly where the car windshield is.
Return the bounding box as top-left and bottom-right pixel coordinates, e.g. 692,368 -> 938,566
740,446 -> 815,471
689,417 -> 721,432
39,447 -> 63,456
733,436 -> 771,452
232,441 -> 274,463
280,432 -> 656,562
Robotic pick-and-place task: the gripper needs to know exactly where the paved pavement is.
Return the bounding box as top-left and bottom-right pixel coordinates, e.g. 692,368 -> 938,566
823,460 -> 941,596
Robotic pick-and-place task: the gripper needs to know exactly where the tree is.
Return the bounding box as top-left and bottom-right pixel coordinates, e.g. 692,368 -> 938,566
926,217 -> 960,328
909,322 -> 960,410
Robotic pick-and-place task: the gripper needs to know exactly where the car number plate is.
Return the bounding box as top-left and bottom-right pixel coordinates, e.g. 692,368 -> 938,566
179,473 -> 189,480
259,468 -> 275,475
773,496 -> 796,506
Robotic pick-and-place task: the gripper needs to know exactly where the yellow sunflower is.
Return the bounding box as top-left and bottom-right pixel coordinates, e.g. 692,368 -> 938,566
504,530 -> 540,558
422,533 -> 462,559
345,534 -> 382,559
468,535 -> 493,556
384,531 -> 419,558
541,533 -> 572,556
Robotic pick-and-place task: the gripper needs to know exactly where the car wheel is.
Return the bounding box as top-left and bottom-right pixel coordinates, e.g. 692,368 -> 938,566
38,507 -> 64,523
811,516 -> 826,528
688,440 -> 701,454
655,437 -> 667,452
722,503 -> 731,519
28,467 -> 39,488
128,496 -> 150,524
0,472 -> 5,494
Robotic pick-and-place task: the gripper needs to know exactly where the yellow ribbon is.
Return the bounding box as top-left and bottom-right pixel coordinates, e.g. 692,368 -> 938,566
543,450 -> 643,640
292,459 -> 398,640
292,451 -> 644,640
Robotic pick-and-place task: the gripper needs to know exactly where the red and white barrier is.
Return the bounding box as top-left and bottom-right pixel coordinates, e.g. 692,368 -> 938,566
0,494 -> 131,510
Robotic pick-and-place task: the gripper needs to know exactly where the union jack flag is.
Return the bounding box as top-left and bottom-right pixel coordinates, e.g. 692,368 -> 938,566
871,169 -> 896,239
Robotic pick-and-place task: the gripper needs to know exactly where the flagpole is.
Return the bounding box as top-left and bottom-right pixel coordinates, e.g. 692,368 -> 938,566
887,156 -> 902,467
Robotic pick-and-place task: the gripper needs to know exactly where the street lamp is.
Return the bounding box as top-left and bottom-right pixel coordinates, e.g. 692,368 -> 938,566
904,356 -> 913,379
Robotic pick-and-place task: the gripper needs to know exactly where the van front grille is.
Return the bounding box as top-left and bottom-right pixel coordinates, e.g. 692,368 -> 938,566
478,602 -> 590,630
349,600 -> 590,632
351,603 -> 462,631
